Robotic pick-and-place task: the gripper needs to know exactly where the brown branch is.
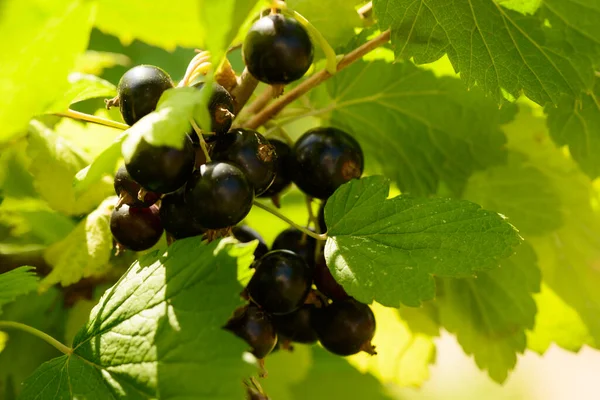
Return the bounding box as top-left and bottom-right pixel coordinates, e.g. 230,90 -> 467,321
243,29 -> 391,130
231,67 -> 259,115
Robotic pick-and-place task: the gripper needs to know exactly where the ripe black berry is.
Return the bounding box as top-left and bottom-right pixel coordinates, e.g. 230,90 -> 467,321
311,298 -> 376,356
117,65 -> 174,125
317,200 -> 327,233
314,252 -> 348,301
272,304 -> 318,344
243,14 -> 314,84
110,204 -> 163,251
192,82 -> 235,135
113,165 -> 160,209
232,225 -> 269,261
185,161 -> 254,229
258,139 -> 293,199
125,135 -> 195,194
224,304 -> 277,359
211,129 -> 277,195
292,127 -> 364,199
159,190 -> 206,239
272,228 -> 317,269
247,250 -> 313,315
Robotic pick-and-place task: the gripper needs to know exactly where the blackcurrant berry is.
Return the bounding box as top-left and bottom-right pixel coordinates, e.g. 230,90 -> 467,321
110,204 -> 163,251
113,165 -> 160,209
117,65 -> 174,125
211,128 -> 277,196
125,135 -> 195,194
311,298 -> 376,356
292,127 -> 364,199
224,304 -> 277,359
317,200 -> 327,233
243,14 -> 314,84
272,304 -> 318,344
272,228 -> 317,269
258,139 -> 293,199
159,190 -> 206,239
192,82 -> 235,135
232,225 -> 269,261
314,252 -> 348,301
247,250 -> 313,315
185,161 -> 254,229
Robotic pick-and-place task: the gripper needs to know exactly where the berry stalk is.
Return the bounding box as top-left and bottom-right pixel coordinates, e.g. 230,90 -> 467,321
0,321 -> 73,355
252,200 -> 327,241
54,109 -> 129,130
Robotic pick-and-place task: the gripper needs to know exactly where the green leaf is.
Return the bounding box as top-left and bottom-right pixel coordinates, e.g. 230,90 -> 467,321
45,73 -> 117,113
463,153 -> 563,236
121,87 -> 207,158
372,0 -> 598,105
260,344 -> 313,400
527,284 -> 596,354
74,51 -> 131,76
40,197 -> 115,292
348,303 -> 436,387
27,120 -> 112,215
0,0 -> 95,143
287,0 -> 362,49
22,238 -> 255,399
324,60 -> 511,196
0,267 -> 39,315
438,243 -> 541,383
545,80 -> 600,179
74,133 -> 125,193
323,176 -> 522,307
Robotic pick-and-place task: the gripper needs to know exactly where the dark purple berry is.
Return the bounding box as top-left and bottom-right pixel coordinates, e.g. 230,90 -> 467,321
258,139 -> 293,199
232,225 -> 269,261
159,190 -> 205,239
211,128 -> 277,196
311,298 -> 376,356
314,252 -> 348,301
224,304 -> 277,359
272,304 -> 318,344
247,250 -> 313,315
317,200 -> 327,233
110,204 -> 163,251
292,127 -> 363,199
243,14 -> 314,84
272,228 -> 317,269
192,82 -> 235,135
185,161 -> 254,229
114,165 -> 160,209
117,65 -> 173,125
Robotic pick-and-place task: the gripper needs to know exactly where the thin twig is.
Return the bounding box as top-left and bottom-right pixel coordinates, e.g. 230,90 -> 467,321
55,109 -> 129,130
231,67 -> 259,115
253,200 -> 327,241
234,86 -> 274,127
358,2 -> 373,19
242,29 -> 391,130
190,119 -> 211,162
0,321 -> 73,355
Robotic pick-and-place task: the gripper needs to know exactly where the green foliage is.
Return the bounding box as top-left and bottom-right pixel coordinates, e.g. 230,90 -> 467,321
324,176 -> 522,307
0,267 -> 39,315
46,73 -> 117,114
23,238 -> 255,399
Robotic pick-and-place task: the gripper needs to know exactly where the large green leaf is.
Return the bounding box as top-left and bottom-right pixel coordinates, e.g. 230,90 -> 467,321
0,267 -> 39,315
0,0 -> 95,143
46,73 -> 117,113
545,80 -> 600,179
373,0 -> 599,105
438,244 -> 540,383
324,60 -> 511,196
323,176 -> 522,307
21,238 -> 255,399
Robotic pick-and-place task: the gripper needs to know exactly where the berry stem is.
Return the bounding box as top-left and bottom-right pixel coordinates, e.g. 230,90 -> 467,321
190,119 -> 212,162
231,67 -> 259,115
0,321 -> 73,355
235,86 -> 275,126
242,29 -> 391,130
54,109 -> 129,130
253,200 -> 327,241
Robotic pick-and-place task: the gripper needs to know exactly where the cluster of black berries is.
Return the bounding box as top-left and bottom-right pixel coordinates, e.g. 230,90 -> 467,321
107,11 -> 376,365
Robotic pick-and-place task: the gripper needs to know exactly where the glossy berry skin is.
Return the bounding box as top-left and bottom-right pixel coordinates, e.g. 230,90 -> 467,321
125,136 -> 195,194
211,128 -> 277,195
184,161 -> 254,229
232,225 -> 269,261
159,190 -> 206,239
292,127 -> 364,199
224,304 -> 277,359
243,14 -> 314,84
272,228 -> 317,269
247,250 -> 313,315
272,304 -> 318,344
110,204 -> 163,251
258,139 -> 293,199
317,200 -> 327,233
192,82 -> 235,135
114,165 -> 160,208
118,65 -> 173,125
311,298 -> 376,356
314,252 -> 348,301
